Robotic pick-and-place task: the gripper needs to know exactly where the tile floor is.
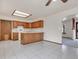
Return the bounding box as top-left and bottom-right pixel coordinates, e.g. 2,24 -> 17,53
62,38 -> 78,48
0,40 -> 78,59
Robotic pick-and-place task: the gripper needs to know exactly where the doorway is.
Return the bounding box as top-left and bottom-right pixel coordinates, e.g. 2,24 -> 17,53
62,16 -> 78,48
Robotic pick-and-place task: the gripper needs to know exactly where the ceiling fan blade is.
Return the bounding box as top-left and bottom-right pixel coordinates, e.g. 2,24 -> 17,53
45,0 -> 52,6
61,0 -> 68,3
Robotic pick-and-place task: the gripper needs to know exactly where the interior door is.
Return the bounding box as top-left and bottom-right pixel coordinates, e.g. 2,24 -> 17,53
31,20 -> 43,28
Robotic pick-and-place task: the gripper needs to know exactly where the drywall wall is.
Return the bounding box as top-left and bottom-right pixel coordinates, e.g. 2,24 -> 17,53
44,7 -> 77,44
44,14 -> 63,43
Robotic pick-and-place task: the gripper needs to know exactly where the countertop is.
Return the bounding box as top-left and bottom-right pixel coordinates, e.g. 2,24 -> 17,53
12,28 -> 43,33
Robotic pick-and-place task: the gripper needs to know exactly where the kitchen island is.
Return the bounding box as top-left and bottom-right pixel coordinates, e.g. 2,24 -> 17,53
21,32 -> 43,45
12,28 -> 44,45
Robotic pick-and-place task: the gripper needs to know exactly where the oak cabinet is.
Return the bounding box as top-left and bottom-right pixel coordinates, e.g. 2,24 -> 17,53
12,21 -> 31,40
12,33 -> 18,40
0,20 -> 44,42
31,20 -> 43,28
21,33 -> 43,45
13,21 -> 31,28
1,20 -> 11,40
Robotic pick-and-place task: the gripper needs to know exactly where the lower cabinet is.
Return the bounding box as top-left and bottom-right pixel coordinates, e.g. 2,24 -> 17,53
4,34 -> 10,40
12,33 -> 18,41
0,20 -> 11,40
21,32 -> 43,45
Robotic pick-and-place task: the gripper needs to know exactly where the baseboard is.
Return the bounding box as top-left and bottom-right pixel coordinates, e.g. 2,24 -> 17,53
62,37 -> 73,40
43,40 -> 62,45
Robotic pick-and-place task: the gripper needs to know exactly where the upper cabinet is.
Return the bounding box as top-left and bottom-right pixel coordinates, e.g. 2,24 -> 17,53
13,21 -> 31,28
23,22 -> 31,28
31,20 -> 43,28
13,20 -> 43,29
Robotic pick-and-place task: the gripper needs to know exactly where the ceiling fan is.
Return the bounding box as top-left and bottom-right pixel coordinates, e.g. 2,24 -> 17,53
45,0 -> 68,6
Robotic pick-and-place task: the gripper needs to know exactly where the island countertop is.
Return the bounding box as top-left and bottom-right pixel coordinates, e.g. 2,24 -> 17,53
12,28 -> 44,33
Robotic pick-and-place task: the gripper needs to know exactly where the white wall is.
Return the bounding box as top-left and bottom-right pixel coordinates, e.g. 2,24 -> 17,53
44,7 -> 77,44
44,15 -> 62,43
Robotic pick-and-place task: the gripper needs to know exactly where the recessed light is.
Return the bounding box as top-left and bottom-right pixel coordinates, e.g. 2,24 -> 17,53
12,10 -> 31,18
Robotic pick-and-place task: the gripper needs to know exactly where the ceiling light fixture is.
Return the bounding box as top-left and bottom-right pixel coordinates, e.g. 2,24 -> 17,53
12,10 -> 31,18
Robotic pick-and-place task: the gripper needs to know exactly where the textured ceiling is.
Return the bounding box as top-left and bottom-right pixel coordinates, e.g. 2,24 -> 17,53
0,0 -> 78,20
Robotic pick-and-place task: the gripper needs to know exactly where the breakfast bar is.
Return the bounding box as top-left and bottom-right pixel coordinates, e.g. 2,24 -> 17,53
12,28 -> 44,45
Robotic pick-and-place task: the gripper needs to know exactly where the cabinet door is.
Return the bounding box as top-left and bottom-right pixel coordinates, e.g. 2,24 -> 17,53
31,20 -> 43,28
21,33 -> 43,45
13,21 -> 18,28
13,21 -> 31,28
21,33 -> 33,44
33,33 -> 43,42
1,20 -> 11,40
13,33 -> 18,40
24,22 -> 31,28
